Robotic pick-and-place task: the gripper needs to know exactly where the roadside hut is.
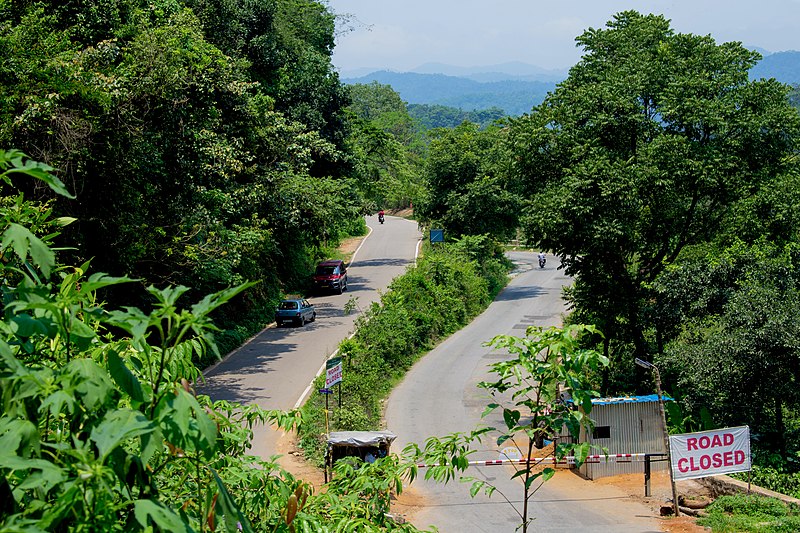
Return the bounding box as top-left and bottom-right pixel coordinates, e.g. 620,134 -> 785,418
577,395 -> 671,480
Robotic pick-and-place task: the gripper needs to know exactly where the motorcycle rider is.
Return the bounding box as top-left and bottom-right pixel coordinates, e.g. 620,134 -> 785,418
538,251 -> 546,268
378,209 -> 385,224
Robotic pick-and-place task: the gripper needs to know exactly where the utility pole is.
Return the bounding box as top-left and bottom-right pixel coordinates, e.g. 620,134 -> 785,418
636,358 -> 679,517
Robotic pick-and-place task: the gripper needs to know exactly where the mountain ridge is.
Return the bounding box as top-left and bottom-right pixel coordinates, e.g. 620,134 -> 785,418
341,51 -> 800,117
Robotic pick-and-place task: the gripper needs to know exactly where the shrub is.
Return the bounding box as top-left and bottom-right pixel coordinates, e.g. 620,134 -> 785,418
698,494 -> 800,532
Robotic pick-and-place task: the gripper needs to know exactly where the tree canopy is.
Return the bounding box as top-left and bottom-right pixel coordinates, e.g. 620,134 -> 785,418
0,0 -> 370,350
509,11 -> 800,370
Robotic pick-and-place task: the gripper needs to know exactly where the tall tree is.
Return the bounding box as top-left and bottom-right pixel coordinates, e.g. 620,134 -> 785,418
509,11 -> 800,372
417,122 -> 520,241
346,82 -> 423,209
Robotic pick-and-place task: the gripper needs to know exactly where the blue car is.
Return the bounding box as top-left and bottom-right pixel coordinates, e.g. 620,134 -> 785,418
275,298 -> 316,327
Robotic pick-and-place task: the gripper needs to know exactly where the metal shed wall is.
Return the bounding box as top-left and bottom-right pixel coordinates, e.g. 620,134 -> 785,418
579,399 -> 668,479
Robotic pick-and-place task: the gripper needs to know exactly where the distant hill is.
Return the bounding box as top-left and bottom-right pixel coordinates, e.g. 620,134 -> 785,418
342,71 -> 557,116
751,50 -> 800,85
410,61 -> 568,83
340,51 -> 800,119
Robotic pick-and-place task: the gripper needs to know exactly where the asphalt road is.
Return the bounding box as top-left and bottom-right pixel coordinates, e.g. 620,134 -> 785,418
198,214 -> 422,458
385,252 -> 662,532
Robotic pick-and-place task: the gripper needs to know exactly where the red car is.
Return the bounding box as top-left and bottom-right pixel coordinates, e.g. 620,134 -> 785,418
313,260 -> 348,294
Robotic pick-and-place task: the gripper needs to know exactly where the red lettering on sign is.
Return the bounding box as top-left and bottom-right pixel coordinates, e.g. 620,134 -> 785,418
735,450 -> 746,465
699,436 -> 710,449
711,434 -> 723,447
725,451 -> 734,466
723,433 -> 734,446
687,438 -> 698,451
678,458 -> 689,473
712,453 -> 722,468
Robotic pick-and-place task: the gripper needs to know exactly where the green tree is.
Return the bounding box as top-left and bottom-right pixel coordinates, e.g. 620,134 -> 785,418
655,240 -> 800,453
417,122 -> 521,241
406,325 -> 608,533
1,0 -> 365,352
346,82 -> 423,210
509,11 -> 800,378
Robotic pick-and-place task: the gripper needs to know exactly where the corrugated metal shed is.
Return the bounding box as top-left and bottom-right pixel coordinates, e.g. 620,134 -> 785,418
578,395 -> 670,479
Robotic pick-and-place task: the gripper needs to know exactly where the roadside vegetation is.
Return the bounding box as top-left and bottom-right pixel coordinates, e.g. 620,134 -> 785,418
697,494 -> 800,532
0,152 -> 431,532
298,234 -> 512,462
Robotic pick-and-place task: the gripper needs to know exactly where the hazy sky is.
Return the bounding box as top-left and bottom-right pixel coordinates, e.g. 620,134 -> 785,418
326,1 -> 800,74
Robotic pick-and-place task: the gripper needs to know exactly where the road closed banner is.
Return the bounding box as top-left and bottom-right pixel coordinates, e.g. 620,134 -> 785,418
325,356 -> 343,388
669,426 -> 750,480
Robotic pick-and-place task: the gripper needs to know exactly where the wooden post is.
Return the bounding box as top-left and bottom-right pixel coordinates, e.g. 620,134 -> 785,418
654,367 -> 680,517
636,358 -> 679,516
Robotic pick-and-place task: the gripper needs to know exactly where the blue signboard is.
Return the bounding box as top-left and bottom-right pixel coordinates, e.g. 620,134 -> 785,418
430,229 -> 444,243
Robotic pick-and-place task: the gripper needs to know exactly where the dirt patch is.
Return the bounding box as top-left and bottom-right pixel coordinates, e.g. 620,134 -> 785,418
389,207 -> 414,218
338,235 -> 365,261
593,471 -> 711,532
275,430 -> 326,489
275,431 -> 712,532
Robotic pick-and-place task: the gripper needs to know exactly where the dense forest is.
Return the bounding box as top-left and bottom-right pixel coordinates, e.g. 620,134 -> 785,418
0,0 -> 428,356
5,2 -> 800,530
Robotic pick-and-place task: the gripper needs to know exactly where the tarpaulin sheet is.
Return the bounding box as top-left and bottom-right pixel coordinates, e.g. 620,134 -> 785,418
327,430 -> 397,447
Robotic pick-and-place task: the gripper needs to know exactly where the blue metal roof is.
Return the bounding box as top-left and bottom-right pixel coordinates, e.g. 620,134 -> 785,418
591,394 -> 673,405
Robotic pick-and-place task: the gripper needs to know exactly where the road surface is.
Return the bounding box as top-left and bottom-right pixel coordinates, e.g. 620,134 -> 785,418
199,215 -> 421,458
385,252 -> 662,532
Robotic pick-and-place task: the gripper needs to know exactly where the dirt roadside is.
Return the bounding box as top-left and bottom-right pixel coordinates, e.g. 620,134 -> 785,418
277,427 -> 711,532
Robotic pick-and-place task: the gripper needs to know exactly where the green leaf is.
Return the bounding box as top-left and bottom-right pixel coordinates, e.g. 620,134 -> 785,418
502,408 -> 520,430
2,223 -> 55,277
80,272 -> 136,294
67,317 -> 96,350
210,468 -> 254,533
191,282 -> 257,318
481,403 -> 500,418
90,409 -> 155,460
0,455 -> 66,493
1,150 -> 75,198
65,359 -> 114,411
0,418 -> 39,456
40,390 -> 75,418
107,349 -> 145,404
133,499 -> 194,533
9,314 -> 49,338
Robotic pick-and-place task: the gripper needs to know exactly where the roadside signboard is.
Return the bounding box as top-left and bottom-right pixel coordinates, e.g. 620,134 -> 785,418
430,229 -> 444,243
318,388 -> 333,394
325,356 -> 343,388
669,426 -> 750,480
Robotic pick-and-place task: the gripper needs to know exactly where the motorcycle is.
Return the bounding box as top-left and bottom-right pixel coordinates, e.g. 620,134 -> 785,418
538,255 -> 546,268
378,213 -> 385,224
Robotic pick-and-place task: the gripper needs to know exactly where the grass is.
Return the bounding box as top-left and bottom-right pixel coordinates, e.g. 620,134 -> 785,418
697,494 -> 800,532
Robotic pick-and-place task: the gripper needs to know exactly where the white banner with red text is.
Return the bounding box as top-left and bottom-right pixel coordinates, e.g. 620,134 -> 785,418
669,426 -> 750,480
325,356 -> 343,388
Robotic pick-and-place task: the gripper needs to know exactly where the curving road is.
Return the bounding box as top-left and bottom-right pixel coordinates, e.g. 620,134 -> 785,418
385,252 -> 662,532
199,215 -> 421,458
